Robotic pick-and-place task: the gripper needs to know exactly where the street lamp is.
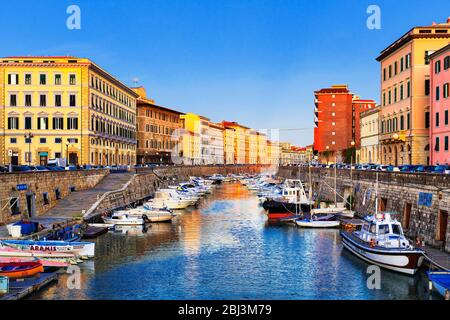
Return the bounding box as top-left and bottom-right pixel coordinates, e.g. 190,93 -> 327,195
350,140 -> 355,165
326,145 -> 330,165
66,142 -> 70,166
24,132 -> 34,165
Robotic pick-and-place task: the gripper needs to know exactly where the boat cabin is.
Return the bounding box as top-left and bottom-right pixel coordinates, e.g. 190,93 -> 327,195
358,212 -> 411,249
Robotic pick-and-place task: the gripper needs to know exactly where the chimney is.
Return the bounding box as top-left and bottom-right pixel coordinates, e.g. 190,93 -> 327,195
447,17 -> 450,24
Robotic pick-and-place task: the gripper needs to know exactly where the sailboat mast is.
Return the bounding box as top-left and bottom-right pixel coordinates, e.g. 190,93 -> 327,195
309,153 -> 313,213
375,172 -> 379,216
350,155 -> 353,212
334,155 -> 337,205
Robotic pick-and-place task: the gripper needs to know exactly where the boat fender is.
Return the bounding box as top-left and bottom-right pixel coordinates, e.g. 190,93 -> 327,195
369,239 -> 376,248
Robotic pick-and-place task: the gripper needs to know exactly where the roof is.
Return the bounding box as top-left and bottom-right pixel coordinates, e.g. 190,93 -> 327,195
428,43 -> 450,60
1,56 -> 139,97
376,21 -> 450,61
136,97 -> 184,115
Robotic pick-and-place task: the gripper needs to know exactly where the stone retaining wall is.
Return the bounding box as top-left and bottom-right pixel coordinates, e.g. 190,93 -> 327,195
0,170 -> 108,224
277,166 -> 450,253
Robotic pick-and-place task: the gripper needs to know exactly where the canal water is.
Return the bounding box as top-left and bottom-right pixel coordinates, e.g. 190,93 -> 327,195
32,182 -> 439,300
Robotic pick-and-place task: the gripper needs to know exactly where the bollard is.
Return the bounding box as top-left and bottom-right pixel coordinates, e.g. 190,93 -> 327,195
445,289 -> 450,301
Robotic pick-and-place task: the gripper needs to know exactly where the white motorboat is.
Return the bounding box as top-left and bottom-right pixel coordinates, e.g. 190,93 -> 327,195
150,189 -> 192,210
125,205 -> 177,223
103,212 -> 144,226
295,214 -> 340,228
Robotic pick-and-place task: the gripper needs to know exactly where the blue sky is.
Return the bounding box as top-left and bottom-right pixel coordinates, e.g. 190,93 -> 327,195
1,0 -> 450,146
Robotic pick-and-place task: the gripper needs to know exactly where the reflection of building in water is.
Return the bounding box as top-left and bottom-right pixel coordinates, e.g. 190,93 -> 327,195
92,223 -> 179,271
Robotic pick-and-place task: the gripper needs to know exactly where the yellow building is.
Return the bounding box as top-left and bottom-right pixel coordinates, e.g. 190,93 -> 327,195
267,140 -> 281,165
376,20 -> 450,165
247,130 -> 259,164
256,132 -> 268,164
179,113 -> 202,165
223,127 -> 236,164
222,121 -> 247,164
0,56 -> 138,166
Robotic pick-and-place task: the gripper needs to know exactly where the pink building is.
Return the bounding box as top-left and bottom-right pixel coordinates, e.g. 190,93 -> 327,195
430,44 -> 450,165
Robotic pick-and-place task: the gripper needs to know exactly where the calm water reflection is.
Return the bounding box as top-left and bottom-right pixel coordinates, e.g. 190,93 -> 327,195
32,182 -> 439,300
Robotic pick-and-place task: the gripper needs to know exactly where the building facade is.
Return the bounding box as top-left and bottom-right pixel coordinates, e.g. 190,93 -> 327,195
133,87 -> 183,165
429,44 -> 450,165
314,85 -> 354,162
1,56 -> 138,166
267,140 -> 281,165
223,127 -> 236,164
358,106 -> 380,164
179,113 -> 201,165
352,98 -> 377,149
377,20 -> 450,165
222,121 -> 247,164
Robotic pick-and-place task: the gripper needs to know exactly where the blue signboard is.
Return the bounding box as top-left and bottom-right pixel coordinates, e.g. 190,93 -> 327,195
418,192 -> 432,207
16,184 -> 28,191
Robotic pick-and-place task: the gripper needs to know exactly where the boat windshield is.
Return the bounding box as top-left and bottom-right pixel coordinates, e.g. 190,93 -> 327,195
392,224 -> 403,235
369,223 -> 376,233
378,224 -> 390,235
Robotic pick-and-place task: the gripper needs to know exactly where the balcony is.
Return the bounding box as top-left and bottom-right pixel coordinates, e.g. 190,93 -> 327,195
380,130 -> 409,142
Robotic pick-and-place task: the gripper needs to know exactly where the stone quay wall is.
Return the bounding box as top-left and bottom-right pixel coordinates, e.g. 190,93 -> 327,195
277,166 -> 450,253
84,165 -> 267,221
0,169 -> 108,224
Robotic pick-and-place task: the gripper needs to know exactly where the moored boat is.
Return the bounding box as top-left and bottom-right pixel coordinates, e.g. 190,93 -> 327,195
0,261 -> 44,279
0,257 -> 70,268
103,212 -> 144,226
82,225 -> 109,239
295,214 -> 340,228
340,212 -> 424,275
1,239 -> 95,258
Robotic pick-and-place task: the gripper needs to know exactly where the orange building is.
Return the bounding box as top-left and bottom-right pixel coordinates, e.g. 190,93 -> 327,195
133,87 -> 183,164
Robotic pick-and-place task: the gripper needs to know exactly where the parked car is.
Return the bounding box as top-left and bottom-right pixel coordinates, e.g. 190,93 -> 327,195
0,165 -> 9,173
12,165 -> 32,172
29,165 -> 49,171
376,165 -> 390,171
45,166 -> 65,171
433,165 -> 450,174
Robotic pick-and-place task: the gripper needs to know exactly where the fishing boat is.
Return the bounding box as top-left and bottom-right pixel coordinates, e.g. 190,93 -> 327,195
0,262 -> 44,279
427,271 -> 450,299
1,239 -> 95,258
295,214 -> 340,228
340,212 -> 424,275
262,180 -> 313,214
0,245 -> 77,261
103,212 -> 144,226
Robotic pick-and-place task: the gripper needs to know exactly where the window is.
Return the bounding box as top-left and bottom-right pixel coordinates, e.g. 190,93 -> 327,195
407,113 -> 411,129
40,94 -> 47,107
388,65 -> 392,78
392,224 -> 402,235
388,90 -> 392,104
378,224 -> 389,235
445,110 -> 449,126
445,136 -> 449,151
52,117 -> 63,130
435,137 -> 440,151
383,92 -> 386,106
425,79 -> 430,96
55,94 -> 62,107
42,193 -> 50,205
67,117 -> 78,130
444,83 -> 449,98
37,117 -> 48,130
394,87 -> 397,102
55,74 -> 61,85
425,112 -> 430,129
436,86 -> 441,101
25,117 -> 32,130
400,115 -> 404,130
25,94 -> 32,106
436,60 -> 442,73
436,112 -> 440,127
69,74 -> 76,85
7,117 -> 19,129
445,56 -> 450,70
383,68 -> 386,81
10,138 -> 17,144
40,74 -> 46,85
10,94 -> 17,106
25,74 -> 31,85
400,57 -> 404,72
55,138 -> 62,144
40,138 -> 46,144
69,94 -> 76,107
405,53 -> 411,68
400,84 -> 404,100
8,73 -> 18,85
407,81 -> 411,97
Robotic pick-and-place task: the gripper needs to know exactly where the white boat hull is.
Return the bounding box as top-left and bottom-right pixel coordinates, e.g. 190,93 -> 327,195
295,220 -> 340,228
102,218 -> 143,226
